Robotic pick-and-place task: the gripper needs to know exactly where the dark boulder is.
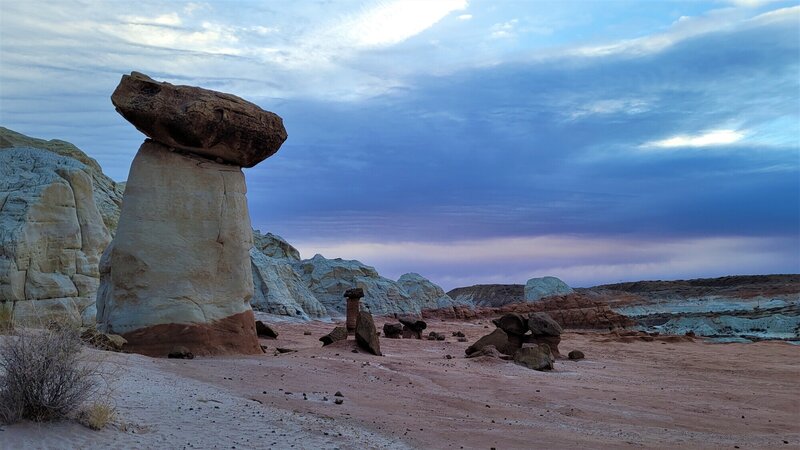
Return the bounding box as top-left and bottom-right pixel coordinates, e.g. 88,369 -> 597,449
492,313 -> 528,336
568,350 -> 585,360
167,346 -> 195,359
383,323 -> 403,339
527,312 -> 563,336
255,321 -> 279,339
513,344 -> 554,371
319,326 -> 348,346
427,331 -> 446,341
465,328 -> 521,356
355,311 -> 382,356
398,316 -> 427,332
523,334 -> 561,357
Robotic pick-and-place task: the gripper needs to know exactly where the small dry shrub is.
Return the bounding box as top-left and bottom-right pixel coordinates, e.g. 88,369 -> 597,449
0,326 -> 100,423
0,305 -> 12,334
77,401 -> 115,430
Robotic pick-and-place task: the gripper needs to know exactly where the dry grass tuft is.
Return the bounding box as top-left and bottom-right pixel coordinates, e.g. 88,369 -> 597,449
0,304 -> 13,334
77,401 -> 116,430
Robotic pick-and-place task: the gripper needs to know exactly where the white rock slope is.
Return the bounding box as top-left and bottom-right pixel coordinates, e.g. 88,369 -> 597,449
0,148 -> 111,326
524,276 -> 573,302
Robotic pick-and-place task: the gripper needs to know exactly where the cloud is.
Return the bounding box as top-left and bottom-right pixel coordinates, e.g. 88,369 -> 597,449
643,129 -> 747,149
292,235 -> 800,289
327,0 -> 468,48
490,19 -> 518,39
569,4 -> 799,58
458,14 -> 473,21
568,98 -> 652,120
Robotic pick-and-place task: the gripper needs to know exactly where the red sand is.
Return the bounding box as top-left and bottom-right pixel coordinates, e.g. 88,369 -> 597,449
166,319 -> 799,448
1,319 -> 797,449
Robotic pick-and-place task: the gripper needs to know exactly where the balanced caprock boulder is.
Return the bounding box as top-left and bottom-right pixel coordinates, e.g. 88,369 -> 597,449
97,72 -> 287,357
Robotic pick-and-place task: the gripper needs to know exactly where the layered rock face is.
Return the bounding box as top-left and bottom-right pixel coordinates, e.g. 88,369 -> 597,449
98,72 -> 287,356
596,275 -> 800,341
294,255 -> 421,316
1,126 -> 125,233
249,230 -> 326,319
0,148 -> 111,326
447,276 -> 572,307
397,272 -> 467,310
447,284 -> 524,307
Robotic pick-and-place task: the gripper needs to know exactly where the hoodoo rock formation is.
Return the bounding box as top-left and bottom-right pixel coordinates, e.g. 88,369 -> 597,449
97,72 -> 287,356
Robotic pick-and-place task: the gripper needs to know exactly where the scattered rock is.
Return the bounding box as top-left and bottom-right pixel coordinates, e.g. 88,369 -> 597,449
465,328 -> 521,356
167,346 -> 195,359
513,344 -> 554,371
527,312 -> 563,336
399,316 -> 427,339
383,323 -> 403,339
303,331 -> 312,336
427,332 -> 446,341
398,316 -> 427,332
523,335 -> 561,357
334,391 -> 343,397
80,328 -> 127,352
334,398 -> 344,405
568,350 -> 585,360
355,311 -> 382,356
256,321 -> 279,339
465,345 -> 511,360
492,313 -> 529,336
457,337 -> 468,342
452,331 -> 465,337
319,327 -> 348,346
276,347 -> 297,354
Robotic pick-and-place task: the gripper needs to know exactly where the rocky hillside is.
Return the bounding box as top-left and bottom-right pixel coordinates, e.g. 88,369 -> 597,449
592,275 -> 800,341
0,148 -> 111,326
249,231 -> 467,318
0,127 -> 125,233
448,275 -> 800,341
447,284 -> 524,307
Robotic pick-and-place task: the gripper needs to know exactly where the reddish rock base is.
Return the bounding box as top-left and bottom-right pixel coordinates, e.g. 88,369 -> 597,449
121,310 -> 262,357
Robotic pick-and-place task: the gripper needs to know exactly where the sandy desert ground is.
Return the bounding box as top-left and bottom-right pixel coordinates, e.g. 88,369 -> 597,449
1,318 -> 798,449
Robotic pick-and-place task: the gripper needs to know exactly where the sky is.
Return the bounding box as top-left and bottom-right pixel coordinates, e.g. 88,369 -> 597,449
1,0 -> 798,290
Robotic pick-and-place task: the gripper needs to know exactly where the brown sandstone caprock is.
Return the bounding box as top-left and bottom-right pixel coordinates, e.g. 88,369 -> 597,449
111,72 -> 287,168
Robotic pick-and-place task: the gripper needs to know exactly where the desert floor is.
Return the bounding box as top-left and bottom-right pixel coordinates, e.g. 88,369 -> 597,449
1,318 -> 798,449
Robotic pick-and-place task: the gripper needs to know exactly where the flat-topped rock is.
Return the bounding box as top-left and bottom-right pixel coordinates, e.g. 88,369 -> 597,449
111,72 -> 287,168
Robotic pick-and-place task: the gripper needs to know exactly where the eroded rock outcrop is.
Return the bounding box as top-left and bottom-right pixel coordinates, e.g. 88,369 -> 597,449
0,148 -> 111,326
524,276 -> 573,302
98,72 -> 287,356
295,254 -> 419,316
250,247 -> 326,319
396,273 -> 467,311
1,126 -> 125,233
